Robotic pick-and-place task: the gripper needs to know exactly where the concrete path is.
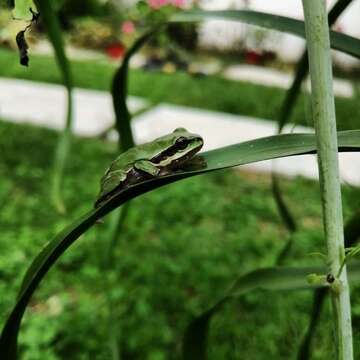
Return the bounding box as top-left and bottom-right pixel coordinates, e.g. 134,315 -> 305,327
0,77 -> 359,185
0,78 -> 147,137
223,64 -> 355,98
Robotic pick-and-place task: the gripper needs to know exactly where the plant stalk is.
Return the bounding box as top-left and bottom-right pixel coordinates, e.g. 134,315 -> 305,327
301,1 -> 353,359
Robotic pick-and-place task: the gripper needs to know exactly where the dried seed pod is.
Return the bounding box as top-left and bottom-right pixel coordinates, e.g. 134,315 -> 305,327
14,8 -> 40,67
16,30 -> 29,67
29,8 -> 40,23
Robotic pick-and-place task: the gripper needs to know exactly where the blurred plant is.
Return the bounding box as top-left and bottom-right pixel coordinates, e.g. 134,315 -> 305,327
56,0 -> 114,22
129,0 -> 182,28
121,0 -> 198,71
148,0 -> 185,9
0,8 -> 23,48
121,20 -> 135,34
70,17 -> 118,49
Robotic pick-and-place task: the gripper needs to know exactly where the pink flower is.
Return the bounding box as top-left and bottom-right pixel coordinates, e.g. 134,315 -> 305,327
172,0 -> 184,7
148,0 -> 168,8
121,21 -> 135,34
148,0 -> 185,9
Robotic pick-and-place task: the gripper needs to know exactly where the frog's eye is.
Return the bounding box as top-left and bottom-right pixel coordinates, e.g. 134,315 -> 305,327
175,137 -> 188,150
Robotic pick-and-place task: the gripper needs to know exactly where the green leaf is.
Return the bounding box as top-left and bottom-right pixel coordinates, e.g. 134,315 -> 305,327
12,0 -> 37,20
182,262 -> 360,360
171,10 -> 360,59
34,0 -> 73,213
1,130 -> 360,359
183,266 -> 319,360
183,299 -> 227,360
112,29 -> 158,151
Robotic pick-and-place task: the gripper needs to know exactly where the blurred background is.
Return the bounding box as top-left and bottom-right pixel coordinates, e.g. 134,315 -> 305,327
0,0 -> 359,359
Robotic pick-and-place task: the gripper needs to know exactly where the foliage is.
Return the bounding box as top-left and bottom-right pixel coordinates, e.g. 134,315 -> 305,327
12,0 -> 36,21
125,1 -> 198,60
131,0 -> 183,27
56,0 -> 114,21
69,17 -> 118,49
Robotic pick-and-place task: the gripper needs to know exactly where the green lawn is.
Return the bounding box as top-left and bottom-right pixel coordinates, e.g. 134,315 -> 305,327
0,47 -> 359,130
1,118 -> 360,359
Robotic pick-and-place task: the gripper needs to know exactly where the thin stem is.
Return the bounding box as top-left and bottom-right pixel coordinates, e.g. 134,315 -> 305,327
301,1 -> 353,359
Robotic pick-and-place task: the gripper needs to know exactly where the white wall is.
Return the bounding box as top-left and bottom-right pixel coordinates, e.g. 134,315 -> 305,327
198,0 -> 360,67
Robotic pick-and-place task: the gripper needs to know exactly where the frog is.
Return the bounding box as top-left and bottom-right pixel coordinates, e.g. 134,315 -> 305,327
95,128 -> 204,207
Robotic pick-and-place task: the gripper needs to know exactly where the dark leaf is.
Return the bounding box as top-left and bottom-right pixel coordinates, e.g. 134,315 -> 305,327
183,263 -> 360,360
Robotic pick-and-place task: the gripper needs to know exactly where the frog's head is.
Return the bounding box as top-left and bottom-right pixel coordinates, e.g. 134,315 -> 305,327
152,128 -> 204,167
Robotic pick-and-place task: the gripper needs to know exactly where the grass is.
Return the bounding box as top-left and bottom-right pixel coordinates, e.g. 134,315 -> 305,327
1,118 -> 360,359
0,47 -> 359,130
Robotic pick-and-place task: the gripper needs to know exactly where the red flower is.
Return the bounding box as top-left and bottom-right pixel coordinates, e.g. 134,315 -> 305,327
106,43 -> 125,59
245,50 -> 262,65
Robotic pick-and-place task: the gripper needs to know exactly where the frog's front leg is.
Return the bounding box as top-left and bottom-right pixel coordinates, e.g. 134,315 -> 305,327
134,159 -> 161,176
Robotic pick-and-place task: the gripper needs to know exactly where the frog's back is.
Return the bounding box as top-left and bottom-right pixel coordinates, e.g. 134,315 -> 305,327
105,142 -> 158,175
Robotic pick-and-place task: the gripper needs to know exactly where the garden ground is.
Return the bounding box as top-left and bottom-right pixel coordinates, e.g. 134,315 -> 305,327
1,118 -> 360,359
1,48 -> 360,359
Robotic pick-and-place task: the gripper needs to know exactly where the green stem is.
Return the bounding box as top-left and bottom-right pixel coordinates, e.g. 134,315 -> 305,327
301,1 -> 353,359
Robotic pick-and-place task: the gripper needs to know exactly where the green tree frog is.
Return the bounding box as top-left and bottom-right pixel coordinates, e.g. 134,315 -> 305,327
95,128 -> 204,207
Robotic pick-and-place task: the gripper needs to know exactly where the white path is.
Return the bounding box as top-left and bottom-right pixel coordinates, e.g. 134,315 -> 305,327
0,78 -> 359,185
223,65 -> 354,98
0,78 -> 147,137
